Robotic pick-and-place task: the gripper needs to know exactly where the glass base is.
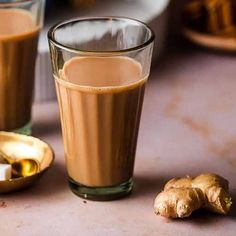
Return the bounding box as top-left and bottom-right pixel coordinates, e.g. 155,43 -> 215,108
12,121 -> 32,135
68,177 -> 133,201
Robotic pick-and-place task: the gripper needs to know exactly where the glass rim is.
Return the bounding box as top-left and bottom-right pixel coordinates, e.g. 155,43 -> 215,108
0,0 -> 39,7
48,16 -> 155,55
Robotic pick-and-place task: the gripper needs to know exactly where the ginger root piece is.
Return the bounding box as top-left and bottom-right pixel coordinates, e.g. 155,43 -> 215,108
154,173 -> 232,218
192,174 -> 231,214
155,187 -> 205,218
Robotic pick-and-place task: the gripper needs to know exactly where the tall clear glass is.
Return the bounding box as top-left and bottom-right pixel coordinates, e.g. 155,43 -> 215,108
48,17 -> 154,200
0,0 -> 45,135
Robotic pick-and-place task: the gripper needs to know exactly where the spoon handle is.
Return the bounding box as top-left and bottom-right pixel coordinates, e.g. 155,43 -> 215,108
0,150 -> 13,164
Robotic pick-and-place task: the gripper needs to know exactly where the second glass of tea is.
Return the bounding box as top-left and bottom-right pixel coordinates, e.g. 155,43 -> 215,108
0,0 -> 45,135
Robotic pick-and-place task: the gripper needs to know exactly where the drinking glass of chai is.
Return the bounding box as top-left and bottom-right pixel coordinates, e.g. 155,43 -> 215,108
0,0 -> 45,135
48,17 -> 154,200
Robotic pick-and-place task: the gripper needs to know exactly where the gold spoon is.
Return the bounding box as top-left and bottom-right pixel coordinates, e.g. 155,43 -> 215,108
0,150 -> 40,178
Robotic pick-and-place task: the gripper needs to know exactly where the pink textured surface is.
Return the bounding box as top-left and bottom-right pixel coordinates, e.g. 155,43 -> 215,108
1,47 -> 236,235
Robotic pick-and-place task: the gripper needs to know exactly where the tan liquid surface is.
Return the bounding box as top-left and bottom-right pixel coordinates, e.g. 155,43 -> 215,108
0,9 -> 40,130
55,57 -> 146,187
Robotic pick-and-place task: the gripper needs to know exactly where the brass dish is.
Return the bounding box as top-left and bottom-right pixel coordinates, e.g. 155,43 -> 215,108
0,132 -> 54,193
182,0 -> 236,52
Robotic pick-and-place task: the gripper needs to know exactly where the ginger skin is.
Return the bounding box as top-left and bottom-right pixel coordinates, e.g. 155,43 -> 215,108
154,173 -> 232,218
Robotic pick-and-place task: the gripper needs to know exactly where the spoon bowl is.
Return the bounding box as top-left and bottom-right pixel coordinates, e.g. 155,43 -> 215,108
11,159 -> 40,178
0,149 -> 40,178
